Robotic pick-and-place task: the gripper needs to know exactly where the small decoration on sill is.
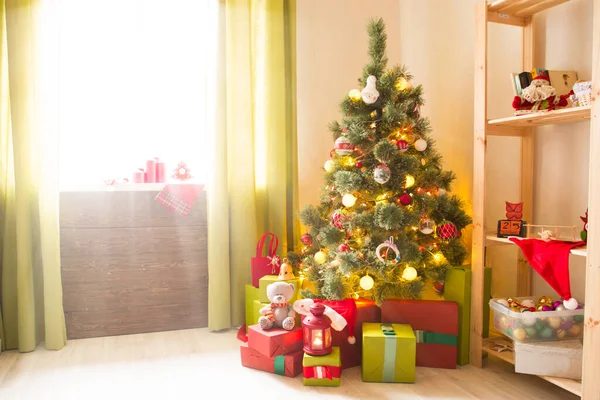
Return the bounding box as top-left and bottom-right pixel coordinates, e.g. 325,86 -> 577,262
497,201 -> 527,238
104,178 -> 129,186
580,208 -> 588,242
172,161 -> 192,181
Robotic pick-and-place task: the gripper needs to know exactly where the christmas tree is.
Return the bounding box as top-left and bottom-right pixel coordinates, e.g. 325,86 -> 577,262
288,18 -> 471,303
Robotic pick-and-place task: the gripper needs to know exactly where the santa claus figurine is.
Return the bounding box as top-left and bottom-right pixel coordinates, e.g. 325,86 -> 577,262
512,75 -> 572,115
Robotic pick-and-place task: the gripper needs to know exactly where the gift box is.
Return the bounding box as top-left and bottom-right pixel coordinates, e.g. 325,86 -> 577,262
245,285 -> 261,331
443,266 -> 492,365
240,343 -> 303,377
514,340 -> 582,380
362,323 -> 416,383
247,325 -> 303,358
381,299 -> 458,369
252,232 -> 280,287
258,275 -> 300,304
303,346 -> 342,387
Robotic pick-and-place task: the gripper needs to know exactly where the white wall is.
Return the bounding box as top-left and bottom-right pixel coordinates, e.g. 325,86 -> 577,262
296,0 -> 593,300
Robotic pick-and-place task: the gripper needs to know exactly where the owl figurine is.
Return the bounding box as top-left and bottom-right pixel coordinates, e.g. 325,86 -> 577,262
505,201 -> 523,220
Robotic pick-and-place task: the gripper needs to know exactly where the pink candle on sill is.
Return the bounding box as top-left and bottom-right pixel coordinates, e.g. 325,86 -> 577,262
155,158 -> 166,183
132,168 -> 145,183
145,158 -> 156,183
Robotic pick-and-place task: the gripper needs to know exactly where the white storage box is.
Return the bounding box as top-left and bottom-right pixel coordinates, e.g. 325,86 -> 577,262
515,340 -> 582,380
490,297 -> 584,342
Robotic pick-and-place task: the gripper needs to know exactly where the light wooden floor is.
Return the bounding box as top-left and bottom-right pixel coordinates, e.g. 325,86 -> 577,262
0,328 -> 578,400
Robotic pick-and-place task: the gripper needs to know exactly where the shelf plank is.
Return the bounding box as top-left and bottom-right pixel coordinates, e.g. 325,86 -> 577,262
488,106 -> 591,128
485,235 -> 587,257
483,337 -> 582,396
487,11 -> 528,26
514,0 -> 570,17
487,0 -> 570,16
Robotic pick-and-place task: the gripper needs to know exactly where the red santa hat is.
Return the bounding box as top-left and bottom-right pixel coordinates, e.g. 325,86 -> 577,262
509,238 -> 586,310
294,298 -> 357,344
532,75 -> 550,83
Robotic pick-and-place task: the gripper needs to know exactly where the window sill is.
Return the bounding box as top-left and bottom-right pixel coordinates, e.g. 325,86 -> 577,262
60,182 -> 205,192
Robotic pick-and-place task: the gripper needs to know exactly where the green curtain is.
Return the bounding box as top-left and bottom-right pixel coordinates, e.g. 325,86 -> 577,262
0,0 -> 67,351
208,0 -> 298,331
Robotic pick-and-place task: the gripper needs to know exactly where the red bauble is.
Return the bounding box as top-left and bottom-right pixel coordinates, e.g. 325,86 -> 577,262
301,233 -> 313,246
337,243 -> 351,253
398,193 -> 412,206
356,161 -> 363,168
330,149 -> 336,158
331,210 -> 344,229
397,140 -> 409,152
433,280 -> 445,295
437,222 -> 459,239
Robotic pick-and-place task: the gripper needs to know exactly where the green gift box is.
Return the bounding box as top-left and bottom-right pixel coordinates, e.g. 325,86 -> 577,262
443,266 -> 492,365
362,323 -> 415,383
245,285 -> 260,331
303,347 -> 342,387
258,275 -> 300,304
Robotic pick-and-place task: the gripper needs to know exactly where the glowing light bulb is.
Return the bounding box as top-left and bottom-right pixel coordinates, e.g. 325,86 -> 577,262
348,89 -> 362,102
324,160 -> 335,172
342,193 -> 357,207
402,266 -> 418,281
314,251 -> 327,265
353,293 -> 360,300
370,122 -> 377,129
360,275 -> 374,290
433,252 -> 445,263
405,175 -> 415,188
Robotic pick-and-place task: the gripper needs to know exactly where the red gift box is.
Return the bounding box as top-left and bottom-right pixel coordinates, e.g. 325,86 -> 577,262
240,343 -> 303,377
247,325 -> 302,358
381,299 -> 459,369
251,233 -> 280,287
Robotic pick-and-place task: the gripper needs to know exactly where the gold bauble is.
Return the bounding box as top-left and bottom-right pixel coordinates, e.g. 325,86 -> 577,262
512,327 -> 527,341
537,296 -> 553,306
348,89 -> 362,102
548,317 -> 562,329
395,77 -> 412,91
568,324 -> 582,337
556,329 -> 567,340
314,251 -> 327,265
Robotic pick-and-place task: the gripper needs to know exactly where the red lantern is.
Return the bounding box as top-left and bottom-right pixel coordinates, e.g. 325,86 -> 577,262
302,303 -> 333,356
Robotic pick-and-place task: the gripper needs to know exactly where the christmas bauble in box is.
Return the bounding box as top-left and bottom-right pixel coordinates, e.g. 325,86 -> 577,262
334,136 -> 354,156
437,221 -> 458,239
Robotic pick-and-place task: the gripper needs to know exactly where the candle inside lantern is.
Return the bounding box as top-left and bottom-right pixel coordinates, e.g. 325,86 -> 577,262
302,303 -> 333,356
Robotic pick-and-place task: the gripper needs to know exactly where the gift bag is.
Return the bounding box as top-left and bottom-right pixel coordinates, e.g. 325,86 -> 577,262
251,233 -> 280,287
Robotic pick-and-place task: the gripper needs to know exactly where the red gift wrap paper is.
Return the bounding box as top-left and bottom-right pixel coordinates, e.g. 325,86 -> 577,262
247,325 -> 303,358
303,365 -> 342,380
381,299 -> 459,369
240,343 -> 303,377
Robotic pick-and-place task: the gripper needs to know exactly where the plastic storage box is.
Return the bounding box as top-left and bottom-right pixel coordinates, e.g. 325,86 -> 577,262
490,297 -> 584,343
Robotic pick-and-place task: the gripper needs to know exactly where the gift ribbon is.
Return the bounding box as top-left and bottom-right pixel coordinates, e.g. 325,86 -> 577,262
381,323 -> 397,382
274,355 -> 285,376
414,330 -> 458,346
303,366 -> 341,380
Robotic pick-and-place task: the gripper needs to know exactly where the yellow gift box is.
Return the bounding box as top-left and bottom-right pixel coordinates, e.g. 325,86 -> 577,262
362,323 -> 416,383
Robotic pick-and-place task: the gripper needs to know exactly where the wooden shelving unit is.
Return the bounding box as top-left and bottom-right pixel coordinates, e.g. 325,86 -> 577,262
471,0 -> 600,398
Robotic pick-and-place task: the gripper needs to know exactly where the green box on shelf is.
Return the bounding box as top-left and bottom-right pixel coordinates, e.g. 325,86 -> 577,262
258,275 -> 300,304
362,323 -> 416,383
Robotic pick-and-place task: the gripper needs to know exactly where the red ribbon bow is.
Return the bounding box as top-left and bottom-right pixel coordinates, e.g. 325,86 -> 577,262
303,366 -> 341,380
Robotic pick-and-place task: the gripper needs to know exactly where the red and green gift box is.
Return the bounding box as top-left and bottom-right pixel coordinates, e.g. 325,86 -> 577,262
303,346 -> 342,387
381,299 -> 459,369
247,324 -> 303,358
240,342 -> 303,377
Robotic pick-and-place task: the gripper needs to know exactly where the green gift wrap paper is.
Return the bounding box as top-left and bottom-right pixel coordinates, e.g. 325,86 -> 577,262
302,347 -> 342,387
362,323 -> 416,383
258,275 -> 300,303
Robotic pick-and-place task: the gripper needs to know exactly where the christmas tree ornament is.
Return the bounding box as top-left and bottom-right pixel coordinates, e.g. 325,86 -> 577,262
556,329 -> 567,340
437,187 -> 447,196
540,327 -> 554,339
548,317 -> 562,329
331,209 -> 344,229
375,193 -> 389,205
172,161 -> 192,181
437,221 -> 458,239
314,251 -> 327,265
561,319 -> 573,330
364,236 -> 372,245
324,160 -> 335,172
433,280 -> 445,295
356,161 -> 363,168
342,193 -> 357,207
301,233 -> 313,246
395,77 -> 412,91
526,327 -> 537,338
402,266 -> 418,281
537,296 -> 553,306
337,243 -> 351,253
404,174 -> 415,188
414,138 -> 428,152
373,164 -> 391,184
348,89 -> 362,102
555,304 -> 566,311
522,299 -> 536,308
360,274 -> 374,290
375,236 -> 401,263
278,258 -> 295,280
512,327 -> 527,341
361,75 -> 380,104
334,136 -> 354,155
419,217 -> 436,235
568,324 -> 582,336
398,193 -> 412,206
396,139 -> 409,152
421,158 -> 428,166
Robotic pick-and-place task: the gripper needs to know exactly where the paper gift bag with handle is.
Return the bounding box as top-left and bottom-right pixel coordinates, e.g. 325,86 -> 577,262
251,232 -> 281,287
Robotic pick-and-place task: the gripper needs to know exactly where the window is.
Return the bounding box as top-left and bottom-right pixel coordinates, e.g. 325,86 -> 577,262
52,0 -> 218,188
